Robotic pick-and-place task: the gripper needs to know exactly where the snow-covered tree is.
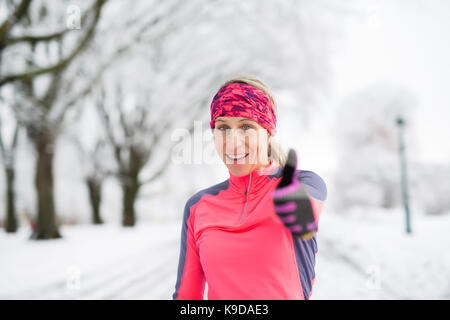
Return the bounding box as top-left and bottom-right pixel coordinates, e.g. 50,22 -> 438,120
1,0 -> 200,236
2,0 -> 108,239
0,0 -> 106,87
332,84 -> 419,211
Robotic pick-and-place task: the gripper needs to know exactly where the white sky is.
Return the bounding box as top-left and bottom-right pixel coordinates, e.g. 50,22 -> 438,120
298,0 -> 450,174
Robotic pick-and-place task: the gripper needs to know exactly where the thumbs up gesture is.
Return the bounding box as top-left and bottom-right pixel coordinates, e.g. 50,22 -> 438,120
272,149 -> 317,241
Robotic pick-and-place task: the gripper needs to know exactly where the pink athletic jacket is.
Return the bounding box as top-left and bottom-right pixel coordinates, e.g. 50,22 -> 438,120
172,160 -> 327,300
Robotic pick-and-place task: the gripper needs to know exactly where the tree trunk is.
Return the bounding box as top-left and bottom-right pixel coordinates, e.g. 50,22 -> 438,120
5,167 -> 18,233
87,177 -> 103,224
30,129 -> 61,240
122,178 -> 139,227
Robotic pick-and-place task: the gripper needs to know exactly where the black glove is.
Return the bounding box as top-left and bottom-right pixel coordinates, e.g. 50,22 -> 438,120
272,149 -> 317,240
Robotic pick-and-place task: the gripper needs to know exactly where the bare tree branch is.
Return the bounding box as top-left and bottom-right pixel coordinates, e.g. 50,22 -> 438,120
6,3 -> 96,46
0,0 -> 32,43
0,0 -> 107,87
115,83 -> 131,139
95,87 -> 126,175
138,95 -> 210,186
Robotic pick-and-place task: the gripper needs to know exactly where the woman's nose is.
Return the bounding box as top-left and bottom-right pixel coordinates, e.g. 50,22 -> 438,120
225,129 -> 246,152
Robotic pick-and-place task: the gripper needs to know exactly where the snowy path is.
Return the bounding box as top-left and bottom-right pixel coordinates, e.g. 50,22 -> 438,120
313,234 -> 398,299
77,239 -> 178,300
0,222 -> 182,300
21,239 -> 179,300
1,209 -> 449,299
312,210 -> 450,299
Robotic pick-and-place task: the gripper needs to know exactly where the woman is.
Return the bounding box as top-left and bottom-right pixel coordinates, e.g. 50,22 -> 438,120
172,76 -> 327,300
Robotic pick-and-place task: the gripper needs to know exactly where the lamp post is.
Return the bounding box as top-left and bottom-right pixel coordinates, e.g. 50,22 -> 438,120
396,116 -> 412,234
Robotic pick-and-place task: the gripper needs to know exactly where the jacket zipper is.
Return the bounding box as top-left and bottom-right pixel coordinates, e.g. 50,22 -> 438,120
239,172 -> 252,223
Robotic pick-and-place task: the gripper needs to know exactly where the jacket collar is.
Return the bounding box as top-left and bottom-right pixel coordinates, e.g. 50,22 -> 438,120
228,160 -> 282,196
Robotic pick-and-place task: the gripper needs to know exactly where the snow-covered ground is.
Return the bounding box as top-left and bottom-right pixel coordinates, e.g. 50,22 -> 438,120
1,208 -> 449,300
313,208 -> 450,299
0,221 -> 181,300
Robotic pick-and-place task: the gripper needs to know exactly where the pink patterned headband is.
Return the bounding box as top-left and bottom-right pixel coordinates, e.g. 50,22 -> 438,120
210,82 -> 277,136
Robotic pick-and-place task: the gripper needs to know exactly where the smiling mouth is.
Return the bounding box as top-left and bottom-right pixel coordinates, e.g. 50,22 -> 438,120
226,153 -> 249,162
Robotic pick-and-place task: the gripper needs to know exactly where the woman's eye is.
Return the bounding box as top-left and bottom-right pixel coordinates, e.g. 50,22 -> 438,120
216,124 -> 253,131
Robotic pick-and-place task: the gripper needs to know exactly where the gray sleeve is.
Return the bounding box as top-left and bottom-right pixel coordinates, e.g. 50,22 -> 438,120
297,170 -> 327,201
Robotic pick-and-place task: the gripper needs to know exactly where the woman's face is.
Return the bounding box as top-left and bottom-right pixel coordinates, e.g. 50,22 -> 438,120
213,116 -> 270,176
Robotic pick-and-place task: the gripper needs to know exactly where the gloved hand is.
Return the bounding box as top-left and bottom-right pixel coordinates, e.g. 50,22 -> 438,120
272,149 -> 317,241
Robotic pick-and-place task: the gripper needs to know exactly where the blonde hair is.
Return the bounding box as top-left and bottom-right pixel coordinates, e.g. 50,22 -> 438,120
218,76 -> 287,166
